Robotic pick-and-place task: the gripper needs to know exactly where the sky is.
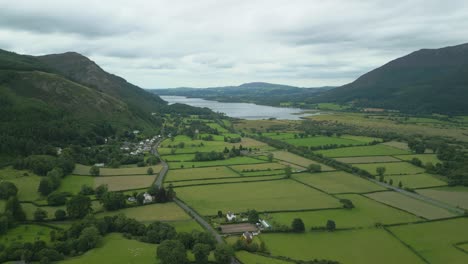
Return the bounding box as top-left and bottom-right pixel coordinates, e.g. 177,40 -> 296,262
1,0 -> 467,88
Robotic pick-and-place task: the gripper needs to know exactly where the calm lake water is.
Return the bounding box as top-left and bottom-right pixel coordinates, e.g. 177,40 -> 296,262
161,96 -> 319,120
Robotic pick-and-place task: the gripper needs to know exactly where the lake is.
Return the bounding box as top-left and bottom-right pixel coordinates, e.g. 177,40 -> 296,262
161,96 -> 319,120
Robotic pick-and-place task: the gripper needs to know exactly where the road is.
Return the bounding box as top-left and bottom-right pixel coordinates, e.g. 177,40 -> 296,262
151,138 -> 240,264
369,178 -> 465,215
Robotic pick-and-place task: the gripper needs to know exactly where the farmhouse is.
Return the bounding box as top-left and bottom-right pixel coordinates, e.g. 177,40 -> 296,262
242,231 -> 254,242
226,211 -> 237,221
143,192 -> 153,204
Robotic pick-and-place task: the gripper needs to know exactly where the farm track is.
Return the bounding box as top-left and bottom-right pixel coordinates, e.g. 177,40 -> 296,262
369,178 -> 465,215
152,138 -> 241,264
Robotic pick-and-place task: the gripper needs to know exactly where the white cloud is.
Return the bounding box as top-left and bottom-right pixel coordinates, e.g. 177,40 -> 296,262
0,0 -> 467,87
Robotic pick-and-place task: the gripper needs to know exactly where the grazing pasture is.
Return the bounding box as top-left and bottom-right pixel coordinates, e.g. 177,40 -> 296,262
353,162 -> 425,175
61,233 -> 157,264
315,144 -> 410,158
417,186 -> 468,210
293,171 -> 385,194
272,151 -> 334,171
229,162 -> 285,172
168,156 -> 266,169
283,136 -> 365,147
94,175 -> 156,191
261,228 -> 424,264
74,164 -> 162,176
96,202 -> 191,223
384,173 -> 446,189
0,166 -> 42,201
268,194 -> 421,229
394,154 -> 441,164
0,224 -> 54,246
381,141 -> 410,150
168,175 -> 283,187
390,218 -> 468,264
58,175 -> 94,194
241,169 -> 285,177
334,156 -> 400,164
165,166 -> 239,182
365,191 -> 457,219
176,180 -> 341,215
161,153 -> 196,161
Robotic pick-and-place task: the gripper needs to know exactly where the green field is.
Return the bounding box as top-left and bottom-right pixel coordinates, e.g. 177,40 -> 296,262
417,186 -> 468,210
176,180 -> 341,215
316,144 -> 410,158
353,162 -> 425,175
334,156 -> 400,164
0,166 -> 42,201
385,173 -> 447,189
168,156 -> 266,169
283,136 -> 366,147
267,194 -> 421,229
272,151 -> 334,171
58,175 -> 94,194
241,169 -> 285,177
0,224 -> 54,246
236,251 -> 293,264
96,202 -> 191,223
74,164 -> 162,176
22,201 -> 103,220
168,175 -> 284,187
95,175 -> 156,191
229,162 -> 285,172
61,233 -> 158,264
394,154 -> 441,164
161,153 -> 196,162
261,228 -> 424,264
390,218 -> 468,264
293,171 -> 385,194
365,191 -> 457,219
165,166 -> 240,182
206,122 -> 229,133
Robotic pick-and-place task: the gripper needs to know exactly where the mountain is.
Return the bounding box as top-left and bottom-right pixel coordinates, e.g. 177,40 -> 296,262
150,82 -> 333,106
0,49 -> 211,158
313,43 -> 468,114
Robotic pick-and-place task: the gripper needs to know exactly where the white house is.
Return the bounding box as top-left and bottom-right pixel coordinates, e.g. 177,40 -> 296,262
226,211 -> 237,221
260,219 -> 271,229
143,192 -> 153,204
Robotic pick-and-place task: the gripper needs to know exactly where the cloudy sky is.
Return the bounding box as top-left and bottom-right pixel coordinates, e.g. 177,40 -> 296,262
1,0 -> 467,88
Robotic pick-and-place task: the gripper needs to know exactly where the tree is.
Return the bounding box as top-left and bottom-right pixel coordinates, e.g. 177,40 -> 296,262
398,181 -> 403,188
89,166 -> 100,176
54,209 -> 66,221
307,164 -> 322,173
285,165 -> 292,178
136,192 -> 145,205
100,191 -> 126,211
38,178 -> 54,196
0,215 -> 10,235
4,195 -> 26,221
267,153 -> 274,162
192,243 -> 211,264
389,179 -> 394,185
147,167 -> 154,175
47,192 -> 68,206
166,184 -> 176,201
95,184 -> 108,200
66,195 -> 92,219
0,182 -> 18,199
326,220 -> 336,231
34,208 -> 48,221
291,218 -> 305,233
217,210 -> 223,218
79,185 -> 95,195
77,226 -> 102,252
156,239 -> 187,264
247,210 -> 259,224
214,244 -> 234,264
339,199 -> 354,209
376,166 -> 386,176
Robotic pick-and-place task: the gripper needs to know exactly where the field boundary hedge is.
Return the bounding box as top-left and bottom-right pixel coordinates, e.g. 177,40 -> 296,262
382,226 -> 430,264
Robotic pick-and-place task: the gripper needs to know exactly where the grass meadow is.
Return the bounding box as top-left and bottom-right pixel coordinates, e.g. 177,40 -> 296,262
272,151 -> 334,171
416,186 -> 468,210
165,166 -> 240,181
95,202 -> 191,223
315,144 -> 411,158
353,162 -> 425,175
384,173 -> 447,189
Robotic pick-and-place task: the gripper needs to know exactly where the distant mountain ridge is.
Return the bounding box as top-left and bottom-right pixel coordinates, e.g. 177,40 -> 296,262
150,82 -> 334,106
312,43 -> 468,114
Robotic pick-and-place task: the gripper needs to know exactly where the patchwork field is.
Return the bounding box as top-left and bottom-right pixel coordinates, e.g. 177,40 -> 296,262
95,175 -> 156,191
165,166 -> 240,182
168,175 -> 283,187
0,224 -> 54,246
353,162 -> 425,175
176,180 -> 341,215
61,233 -> 158,264
74,164 -> 162,176
161,153 -> 196,161
268,194 -> 422,229
229,162 -> 285,172
262,228 -> 424,264
0,167 -> 42,201
390,218 -> 468,264
315,144 -> 410,158
293,171 -> 385,194
381,141 -> 410,150
272,151 -> 334,171
365,191 -> 457,219
334,156 -> 400,164
385,173 -> 447,189
417,186 -> 468,210
283,136 -> 367,147
58,175 -> 94,193
394,154 -> 441,164
96,202 -> 191,223
241,169 -> 285,177
168,156 -> 266,169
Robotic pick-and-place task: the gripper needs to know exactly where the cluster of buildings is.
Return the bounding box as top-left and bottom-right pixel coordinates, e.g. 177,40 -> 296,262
120,135 -> 161,155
